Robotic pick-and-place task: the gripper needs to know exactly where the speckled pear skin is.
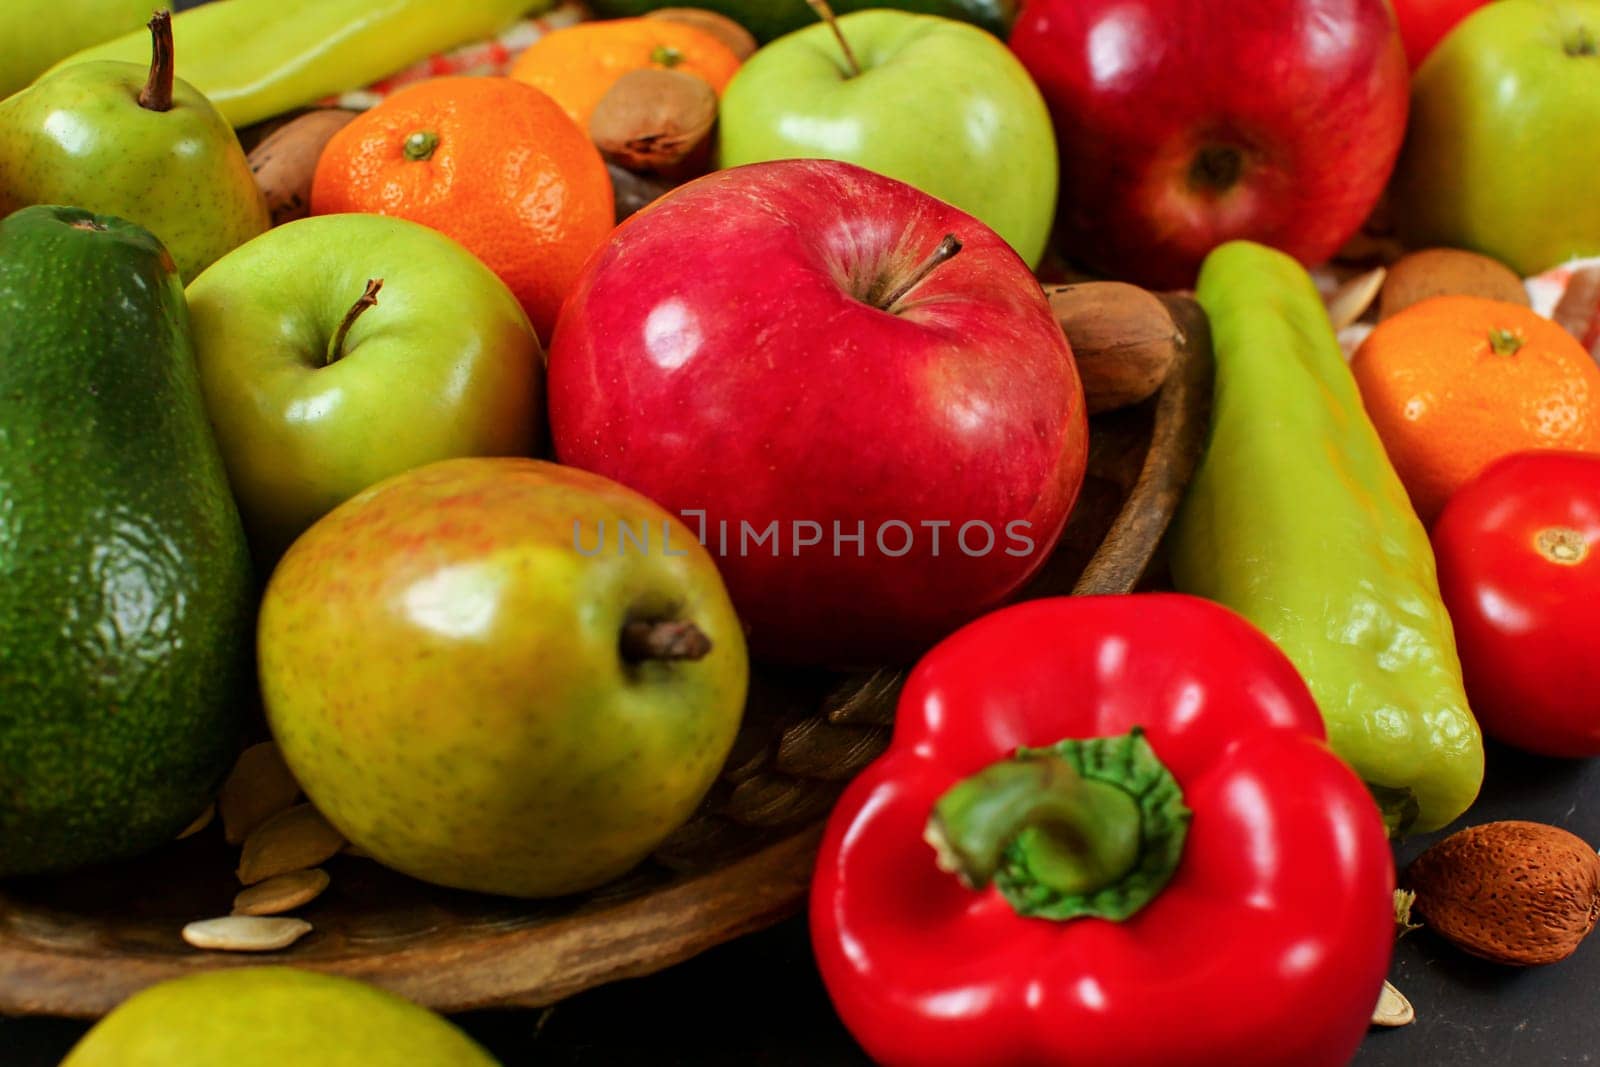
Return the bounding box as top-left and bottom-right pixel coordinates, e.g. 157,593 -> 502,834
258,458 -> 750,899
0,60 -> 270,282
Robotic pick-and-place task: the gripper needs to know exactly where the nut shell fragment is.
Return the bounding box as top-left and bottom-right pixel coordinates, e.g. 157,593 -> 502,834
219,741 -> 301,845
589,68 -> 717,174
1379,248 -> 1528,321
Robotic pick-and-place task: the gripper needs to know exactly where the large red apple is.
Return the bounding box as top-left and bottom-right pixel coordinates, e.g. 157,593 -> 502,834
1010,0 -> 1409,289
548,160 -> 1088,667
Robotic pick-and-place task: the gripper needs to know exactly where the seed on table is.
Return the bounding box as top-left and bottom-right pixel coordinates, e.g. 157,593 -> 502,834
1370,981 -> 1414,1028
232,868 -> 330,916
219,741 -> 301,845
237,803 -> 344,885
182,916 -> 312,953
175,803 -> 215,840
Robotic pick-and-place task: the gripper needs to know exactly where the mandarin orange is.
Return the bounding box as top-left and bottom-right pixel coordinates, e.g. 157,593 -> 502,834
1351,295 -> 1600,523
508,18 -> 742,131
310,77 -> 613,341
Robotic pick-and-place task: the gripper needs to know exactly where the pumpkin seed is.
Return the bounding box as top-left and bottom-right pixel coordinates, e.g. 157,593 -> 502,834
237,803 -> 344,885
182,916 -> 312,953
232,868 -> 330,916
175,803 -> 215,840
219,741 -> 301,845
1326,266 -> 1386,331
1371,980 -> 1414,1028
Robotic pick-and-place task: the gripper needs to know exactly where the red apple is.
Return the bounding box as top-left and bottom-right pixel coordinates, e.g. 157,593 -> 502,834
1393,0 -> 1490,69
548,160 -> 1088,667
1009,0 -> 1409,289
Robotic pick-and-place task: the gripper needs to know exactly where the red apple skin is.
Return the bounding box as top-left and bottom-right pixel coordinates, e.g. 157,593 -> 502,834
549,160 -> 1088,667
1010,0 -> 1409,289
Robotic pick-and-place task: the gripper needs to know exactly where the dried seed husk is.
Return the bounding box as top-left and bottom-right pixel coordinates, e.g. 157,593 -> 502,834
248,108 -> 359,226
175,803 -> 215,840
1046,281 -> 1181,414
589,68 -> 717,175
1378,248 -> 1528,321
1405,820 -> 1600,966
237,803 -> 345,886
233,868 -> 331,916
1326,266 -> 1386,331
1370,981 -> 1414,1028
646,8 -> 758,60
219,741 -> 301,845
183,916 -> 312,953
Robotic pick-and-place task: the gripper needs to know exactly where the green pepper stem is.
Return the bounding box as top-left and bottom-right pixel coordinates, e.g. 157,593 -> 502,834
927,754 -> 1142,897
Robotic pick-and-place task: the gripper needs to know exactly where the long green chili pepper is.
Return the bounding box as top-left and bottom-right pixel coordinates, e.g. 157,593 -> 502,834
50,0 -> 555,129
1169,241 -> 1483,836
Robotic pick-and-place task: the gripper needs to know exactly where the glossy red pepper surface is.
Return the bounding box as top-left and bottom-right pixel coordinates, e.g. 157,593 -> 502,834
811,594 -> 1395,1067
1433,451 -> 1600,757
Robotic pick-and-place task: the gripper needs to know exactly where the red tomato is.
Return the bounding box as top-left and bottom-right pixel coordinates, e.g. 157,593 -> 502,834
1392,0 -> 1491,69
1433,451 -> 1600,757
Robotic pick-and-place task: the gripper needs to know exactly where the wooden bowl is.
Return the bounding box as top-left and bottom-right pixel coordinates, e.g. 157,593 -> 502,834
0,300 -> 1213,1019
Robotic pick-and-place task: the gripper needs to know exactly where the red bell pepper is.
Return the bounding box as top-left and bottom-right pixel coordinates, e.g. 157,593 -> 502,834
1433,450 -> 1600,757
811,594 -> 1395,1067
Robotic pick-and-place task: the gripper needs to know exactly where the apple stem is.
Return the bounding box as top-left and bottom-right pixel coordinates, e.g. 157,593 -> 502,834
620,619 -> 713,663
878,234 -> 963,312
325,279 -> 384,367
806,0 -> 862,79
138,10 -> 175,113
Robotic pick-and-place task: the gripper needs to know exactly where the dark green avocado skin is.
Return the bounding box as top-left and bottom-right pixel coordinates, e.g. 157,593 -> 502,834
588,0 -> 1018,42
0,205 -> 253,878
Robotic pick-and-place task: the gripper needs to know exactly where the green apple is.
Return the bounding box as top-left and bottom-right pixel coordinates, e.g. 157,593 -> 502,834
717,9 -> 1058,266
0,13 -> 268,282
1391,0 -> 1600,274
62,968 -> 496,1066
186,214 -> 543,562
258,457 -> 748,898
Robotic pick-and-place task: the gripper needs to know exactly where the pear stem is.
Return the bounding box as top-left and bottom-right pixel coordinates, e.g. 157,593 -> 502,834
325,279 -> 383,367
138,10 -> 175,113
879,235 -> 963,311
620,619 -> 712,663
806,0 -> 862,78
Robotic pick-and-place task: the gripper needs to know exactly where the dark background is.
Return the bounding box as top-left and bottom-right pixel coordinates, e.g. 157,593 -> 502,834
6,741 -> 1600,1066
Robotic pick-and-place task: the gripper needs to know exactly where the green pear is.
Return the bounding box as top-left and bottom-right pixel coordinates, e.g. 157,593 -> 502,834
60,968 -> 498,1066
0,12 -> 268,282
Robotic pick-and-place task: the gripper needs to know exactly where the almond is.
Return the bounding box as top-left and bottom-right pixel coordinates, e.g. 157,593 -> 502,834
589,68 -> 717,176
218,741 -> 301,845
237,803 -> 345,886
646,8 -> 758,60
1378,248 -> 1528,321
1405,820 -> 1600,966
248,108 -> 360,226
1046,282 -> 1180,414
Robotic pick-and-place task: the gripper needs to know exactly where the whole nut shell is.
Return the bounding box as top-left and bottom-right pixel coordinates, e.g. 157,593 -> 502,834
646,7 -> 758,60
1046,282 -> 1181,414
1378,248 -> 1528,321
248,109 -> 360,226
589,68 -> 718,175
1406,820 -> 1600,967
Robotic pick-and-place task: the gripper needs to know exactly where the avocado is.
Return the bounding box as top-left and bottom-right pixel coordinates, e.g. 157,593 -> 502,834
587,0 -> 1018,42
0,205 -> 253,878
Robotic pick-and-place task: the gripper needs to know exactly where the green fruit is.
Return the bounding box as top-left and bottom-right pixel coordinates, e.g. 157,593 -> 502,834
0,0 -> 150,99
0,15 -> 269,282
61,968 -> 498,1066
1390,0 -> 1600,275
717,9 -> 1058,266
0,206 -> 253,878
259,458 -> 749,898
590,0 -> 1018,42
187,214 -> 544,565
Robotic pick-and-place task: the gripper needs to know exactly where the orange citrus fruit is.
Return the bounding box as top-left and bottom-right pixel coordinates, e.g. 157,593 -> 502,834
508,18 -> 743,130
310,77 -> 613,341
1351,295 -> 1600,523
